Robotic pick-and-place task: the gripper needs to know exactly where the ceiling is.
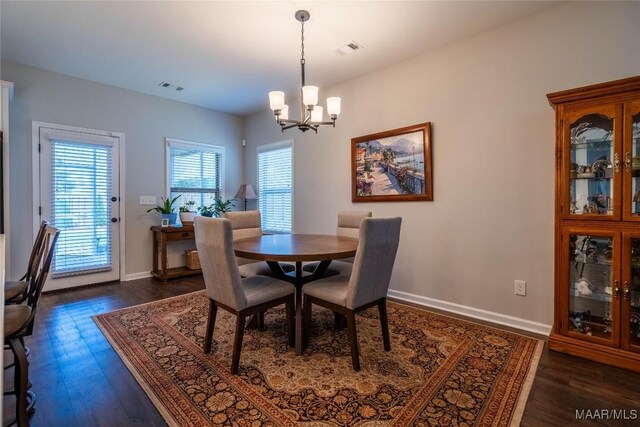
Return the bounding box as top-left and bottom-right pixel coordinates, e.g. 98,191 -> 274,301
1,1 -> 559,116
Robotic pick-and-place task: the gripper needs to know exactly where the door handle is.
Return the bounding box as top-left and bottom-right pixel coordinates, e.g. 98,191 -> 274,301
623,281 -> 631,301
111,217 -> 119,223
613,280 -> 621,298
111,196 -> 118,202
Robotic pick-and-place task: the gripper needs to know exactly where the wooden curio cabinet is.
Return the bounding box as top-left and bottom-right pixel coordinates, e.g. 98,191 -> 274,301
548,76 -> 640,372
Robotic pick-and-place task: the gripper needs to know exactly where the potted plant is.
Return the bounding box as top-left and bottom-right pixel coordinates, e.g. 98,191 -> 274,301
199,198 -> 235,218
146,195 -> 180,225
179,200 -> 197,226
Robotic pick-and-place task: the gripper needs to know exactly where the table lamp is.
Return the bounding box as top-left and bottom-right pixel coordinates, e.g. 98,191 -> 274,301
234,184 -> 257,211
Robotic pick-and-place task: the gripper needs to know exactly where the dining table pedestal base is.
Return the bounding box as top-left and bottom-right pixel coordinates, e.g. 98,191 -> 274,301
265,260 -> 333,355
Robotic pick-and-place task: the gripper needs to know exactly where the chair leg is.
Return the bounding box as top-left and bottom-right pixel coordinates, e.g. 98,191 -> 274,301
231,314 -> 246,375
334,312 -> 346,330
345,312 -> 361,371
303,297 -> 312,348
378,298 -> 391,351
9,337 -> 29,427
286,295 -> 295,348
258,311 -> 266,331
204,299 -> 217,354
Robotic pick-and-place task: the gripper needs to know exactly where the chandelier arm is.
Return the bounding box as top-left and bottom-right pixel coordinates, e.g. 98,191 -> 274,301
279,119 -> 302,125
281,123 -> 300,131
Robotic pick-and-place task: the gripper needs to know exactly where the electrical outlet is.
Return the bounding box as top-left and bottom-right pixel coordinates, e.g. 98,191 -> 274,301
515,280 -> 527,296
140,196 -> 157,205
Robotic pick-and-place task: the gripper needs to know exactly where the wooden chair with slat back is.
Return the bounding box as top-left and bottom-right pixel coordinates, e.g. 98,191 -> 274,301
4,224 -> 60,426
4,220 -> 48,305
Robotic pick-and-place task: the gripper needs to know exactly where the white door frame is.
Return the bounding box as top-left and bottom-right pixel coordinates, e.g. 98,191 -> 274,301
32,121 -> 126,287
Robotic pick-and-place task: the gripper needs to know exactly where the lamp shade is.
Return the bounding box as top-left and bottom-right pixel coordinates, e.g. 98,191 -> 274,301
310,106 -> 323,123
302,85 -> 318,106
327,97 -> 341,116
269,91 -> 285,111
234,184 -> 258,200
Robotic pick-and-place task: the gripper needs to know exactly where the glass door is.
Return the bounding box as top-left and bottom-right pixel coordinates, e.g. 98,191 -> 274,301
39,126 -> 120,290
622,233 -> 640,353
624,101 -> 640,221
562,228 -> 620,347
563,105 -> 622,220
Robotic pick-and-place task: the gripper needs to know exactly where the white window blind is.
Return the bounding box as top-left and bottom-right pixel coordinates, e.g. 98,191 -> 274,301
258,144 -> 292,233
167,140 -> 223,210
50,139 -> 112,276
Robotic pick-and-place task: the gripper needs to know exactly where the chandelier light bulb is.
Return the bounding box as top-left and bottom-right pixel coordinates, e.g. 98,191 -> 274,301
311,106 -> 323,123
327,97 -> 341,116
269,91 -> 285,111
302,86 -> 319,107
280,104 -> 289,120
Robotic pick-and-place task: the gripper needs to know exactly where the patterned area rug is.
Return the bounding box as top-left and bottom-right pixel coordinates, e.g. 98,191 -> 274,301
94,291 -> 543,426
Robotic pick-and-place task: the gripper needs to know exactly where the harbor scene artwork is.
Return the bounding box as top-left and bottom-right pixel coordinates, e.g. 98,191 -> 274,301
351,122 -> 433,202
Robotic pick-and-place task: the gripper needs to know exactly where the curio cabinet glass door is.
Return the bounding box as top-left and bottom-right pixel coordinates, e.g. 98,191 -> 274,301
563,105 -> 622,220
622,233 -> 640,354
562,227 -> 620,347
623,101 -> 640,221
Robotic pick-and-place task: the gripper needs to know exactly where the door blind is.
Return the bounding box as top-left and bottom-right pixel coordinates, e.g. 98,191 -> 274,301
258,145 -> 292,233
169,146 -> 221,209
50,139 -> 112,276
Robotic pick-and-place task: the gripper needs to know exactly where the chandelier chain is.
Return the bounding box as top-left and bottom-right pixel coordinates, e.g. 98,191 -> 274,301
300,20 -> 305,62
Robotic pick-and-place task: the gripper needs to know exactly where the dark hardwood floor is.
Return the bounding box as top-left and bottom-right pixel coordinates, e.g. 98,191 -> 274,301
3,276 -> 640,426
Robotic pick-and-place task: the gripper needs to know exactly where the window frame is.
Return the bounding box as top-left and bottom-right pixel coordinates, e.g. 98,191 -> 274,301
257,139 -> 294,234
165,138 -> 225,209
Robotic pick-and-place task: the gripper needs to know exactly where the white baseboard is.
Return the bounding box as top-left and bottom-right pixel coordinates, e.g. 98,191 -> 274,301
387,289 -> 552,336
124,271 -> 152,281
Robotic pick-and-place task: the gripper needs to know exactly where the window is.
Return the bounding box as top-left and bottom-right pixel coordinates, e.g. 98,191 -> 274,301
166,138 -> 224,210
258,141 -> 292,233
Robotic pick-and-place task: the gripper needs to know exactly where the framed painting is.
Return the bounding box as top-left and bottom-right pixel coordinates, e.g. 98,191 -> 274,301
351,122 -> 433,202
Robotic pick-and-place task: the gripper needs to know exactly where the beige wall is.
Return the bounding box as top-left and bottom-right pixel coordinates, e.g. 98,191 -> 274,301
1,60 -> 244,279
244,2 -> 640,328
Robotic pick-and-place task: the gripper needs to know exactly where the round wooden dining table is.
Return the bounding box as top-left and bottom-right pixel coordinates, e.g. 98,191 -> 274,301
234,234 -> 358,355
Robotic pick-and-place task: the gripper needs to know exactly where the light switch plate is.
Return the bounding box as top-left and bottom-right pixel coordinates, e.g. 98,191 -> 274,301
140,196 -> 157,205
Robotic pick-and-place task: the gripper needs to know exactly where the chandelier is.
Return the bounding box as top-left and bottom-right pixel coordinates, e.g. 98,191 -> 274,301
268,10 -> 341,133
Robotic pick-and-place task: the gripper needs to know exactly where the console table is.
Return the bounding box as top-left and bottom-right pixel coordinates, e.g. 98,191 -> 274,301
150,225 -> 202,281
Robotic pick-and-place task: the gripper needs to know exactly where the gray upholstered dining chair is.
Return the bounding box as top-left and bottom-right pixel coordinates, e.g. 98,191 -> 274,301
194,216 -> 295,374
224,211 -> 294,278
303,210 -> 371,275
302,217 -> 402,371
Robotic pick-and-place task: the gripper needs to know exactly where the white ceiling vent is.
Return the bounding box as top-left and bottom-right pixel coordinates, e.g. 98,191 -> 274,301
334,41 -> 363,55
158,81 -> 184,91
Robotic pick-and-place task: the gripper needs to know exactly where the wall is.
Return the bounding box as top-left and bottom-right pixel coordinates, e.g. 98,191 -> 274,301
1,60 -> 244,279
244,1 -> 640,330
